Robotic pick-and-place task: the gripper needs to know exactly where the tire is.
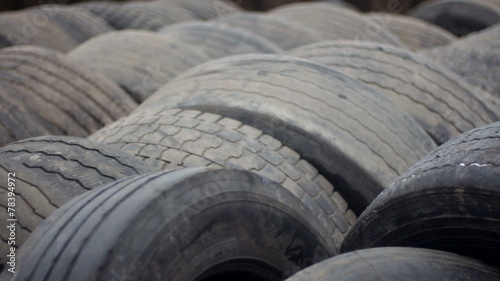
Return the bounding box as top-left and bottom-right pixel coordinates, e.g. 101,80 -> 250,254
289,41 -> 499,145
89,108 -> 357,248
214,12 -> 325,50
410,0 -> 500,36
0,46 -> 137,142
0,136 -> 156,267
342,121 -> 500,267
162,0 -> 242,20
135,54 -> 436,214
421,26 -> 500,99
69,29 -> 280,103
369,13 -> 457,51
270,2 -> 405,47
286,247 -> 500,281
26,5 -> 114,45
6,168 -> 336,280
0,11 -> 81,52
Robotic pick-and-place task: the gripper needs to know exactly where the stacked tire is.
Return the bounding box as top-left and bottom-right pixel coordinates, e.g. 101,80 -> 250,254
0,0 -> 499,280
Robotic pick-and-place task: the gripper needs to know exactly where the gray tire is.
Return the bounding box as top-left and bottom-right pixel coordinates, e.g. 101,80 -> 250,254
290,41 -> 499,144
135,54 -> 436,213
270,2 -> 405,47
369,13 -> 457,51
5,168 -> 336,280
287,247 -> 500,281
342,121 -> 500,267
69,28 -> 280,102
162,0 -> 242,20
0,46 -> 136,143
0,136 -> 156,266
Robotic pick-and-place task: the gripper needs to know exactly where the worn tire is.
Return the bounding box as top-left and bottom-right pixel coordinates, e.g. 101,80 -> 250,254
0,11 -> 80,52
421,25 -> 500,98
369,13 -> 457,50
89,108 -> 357,248
0,136 -> 155,267
69,29 -> 280,103
410,0 -> 500,36
286,247 -> 500,281
0,46 -> 136,143
162,0 -> 242,20
136,54 -> 436,214
290,41 -> 498,144
342,121 -> 500,267
214,12 -> 325,50
270,2 -> 405,47
5,168 -> 336,280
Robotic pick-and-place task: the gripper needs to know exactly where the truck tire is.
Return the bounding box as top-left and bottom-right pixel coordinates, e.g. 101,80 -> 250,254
369,13 -> 457,50
89,108 -> 357,248
135,54 -> 436,214
69,29 -> 280,103
290,41 -> 499,144
287,247 -> 500,281
0,136 -> 156,266
0,46 -> 136,141
6,168 -> 336,281
270,2 -> 405,47
342,121 -> 500,267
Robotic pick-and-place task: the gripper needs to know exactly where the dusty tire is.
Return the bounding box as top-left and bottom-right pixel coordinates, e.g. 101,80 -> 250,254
136,54 -> 436,214
89,108 -> 357,248
0,136 -> 156,267
421,25 -> 500,98
270,2 -> 405,47
286,247 -> 500,281
6,168 -> 336,280
214,12 -> 325,50
369,13 -> 457,50
0,46 -> 136,142
162,0 -> 242,20
0,11 -> 81,52
26,5 -> 113,45
410,0 -> 500,36
69,29 -> 280,103
342,121 -> 500,267
290,41 -> 499,144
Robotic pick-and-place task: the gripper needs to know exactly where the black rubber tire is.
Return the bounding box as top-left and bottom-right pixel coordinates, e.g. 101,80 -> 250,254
369,13 -> 457,51
214,12 -> 325,50
69,29 -> 280,103
0,136 -> 156,266
421,25 -> 500,99
342,121 -> 500,267
135,54 -> 436,214
0,46 -> 137,143
76,1 -> 192,31
0,11 -> 81,52
89,108 -> 357,247
286,247 -> 500,281
26,4 -> 113,45
5,168 -> 337,281
162,0 -> 243,20
290,41 -> 499,145
410,0 -> 500,36
270,2 -> 405,47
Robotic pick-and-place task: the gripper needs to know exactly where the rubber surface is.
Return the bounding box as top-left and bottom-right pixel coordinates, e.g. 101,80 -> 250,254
369,12 -> 457,50
0,46 -> 136,144
286,247 -> 500,281
162,0 -> 243,20
136,54 -> 436,214
0,136 -> 155,266
290,41 -> 499,144
4,168 -> 336,281
69,29 -> 280,103
89,108 -> 357,247
342,121 -> 500,267
270,2 -> 405,47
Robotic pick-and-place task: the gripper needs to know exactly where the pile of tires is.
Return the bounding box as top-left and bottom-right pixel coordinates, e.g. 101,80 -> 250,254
0,0 -> 499,280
